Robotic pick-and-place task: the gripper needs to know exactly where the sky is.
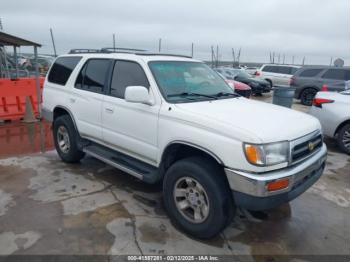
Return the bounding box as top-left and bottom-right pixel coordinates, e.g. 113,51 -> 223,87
1,0 -> 350,65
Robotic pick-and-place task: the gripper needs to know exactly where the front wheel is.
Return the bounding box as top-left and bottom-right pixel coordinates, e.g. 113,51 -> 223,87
163,157 -> 235,239
300,88 -> 317,106
337,124 -> 350,155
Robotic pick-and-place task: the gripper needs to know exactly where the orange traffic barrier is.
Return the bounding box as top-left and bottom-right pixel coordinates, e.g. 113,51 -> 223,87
0,77 -> 45,121
0,121 -> 54,158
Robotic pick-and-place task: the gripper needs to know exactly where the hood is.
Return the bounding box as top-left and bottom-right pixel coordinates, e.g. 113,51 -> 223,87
234,81 -> 251,90
174,98 -> 321,143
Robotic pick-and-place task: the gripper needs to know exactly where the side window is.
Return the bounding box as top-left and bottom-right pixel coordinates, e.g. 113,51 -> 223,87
75,59 -> 111,93
262,66 -> 278,73
299,69 -> 323,77
110,61 -> 149,99
48,56 -> 82,85
345,70 -> 350,81
278,66 -> 291,74
322,69 -> 346,80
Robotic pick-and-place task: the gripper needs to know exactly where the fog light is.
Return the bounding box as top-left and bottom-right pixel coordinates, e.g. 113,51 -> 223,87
267,179 -> 289,192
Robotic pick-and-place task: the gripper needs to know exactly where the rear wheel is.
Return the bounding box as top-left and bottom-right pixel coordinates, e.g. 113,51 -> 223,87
300,88 -> 317,106
337,124 -> 350,155
163,157 -> 235,239
53,115 -> 85,163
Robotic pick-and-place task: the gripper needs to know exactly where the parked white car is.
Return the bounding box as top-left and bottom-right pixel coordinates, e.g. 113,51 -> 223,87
310,90 -> 350,154
43,49 -> 327,238
256,64 -> 300,87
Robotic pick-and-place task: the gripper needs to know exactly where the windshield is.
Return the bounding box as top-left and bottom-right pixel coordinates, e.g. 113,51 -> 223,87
149,61 -> 235,103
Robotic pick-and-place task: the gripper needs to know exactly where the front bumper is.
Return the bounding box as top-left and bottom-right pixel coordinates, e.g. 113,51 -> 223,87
225,143 -> 327,210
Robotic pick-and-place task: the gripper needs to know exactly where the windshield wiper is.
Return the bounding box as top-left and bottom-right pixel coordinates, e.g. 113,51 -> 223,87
167,92 -> 218,100
212,92 -> 240,98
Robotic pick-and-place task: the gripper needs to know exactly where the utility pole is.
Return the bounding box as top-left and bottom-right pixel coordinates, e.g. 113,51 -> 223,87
330,57 -> 333,66
0,18 -> 3,31
50,28 -> 57,57
113,34 -> 116,50
158,38 -> 162,53
302,56 -> 305,66
232,48 -> 236,67
216,45 -> 219,68
191,43 -> 194,58
292,55 -> 295,65
283,54 -> 285,64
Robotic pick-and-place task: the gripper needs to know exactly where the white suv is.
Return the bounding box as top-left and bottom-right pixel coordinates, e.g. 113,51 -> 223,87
256,64 -> 300,87
43,49 -> 327,239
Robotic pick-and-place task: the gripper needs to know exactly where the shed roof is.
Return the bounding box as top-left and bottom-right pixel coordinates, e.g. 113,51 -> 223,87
0,31 -> 41,47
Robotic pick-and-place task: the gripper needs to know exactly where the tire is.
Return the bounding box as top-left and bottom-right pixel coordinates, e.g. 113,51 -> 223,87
53,115 -> 85,163
337,124 -> 350,155
300,88 -> 317,106
163,156 -> 235,239
266,79 -> 273,89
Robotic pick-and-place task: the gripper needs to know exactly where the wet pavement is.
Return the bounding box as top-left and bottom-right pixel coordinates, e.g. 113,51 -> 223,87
0,95 -> 349,259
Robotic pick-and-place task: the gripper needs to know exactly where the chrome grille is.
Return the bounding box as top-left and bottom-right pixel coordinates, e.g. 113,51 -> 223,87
291,133 -> 323,163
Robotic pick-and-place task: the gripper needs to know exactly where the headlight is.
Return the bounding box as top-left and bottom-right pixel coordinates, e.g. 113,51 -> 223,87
243,141 -> 289,166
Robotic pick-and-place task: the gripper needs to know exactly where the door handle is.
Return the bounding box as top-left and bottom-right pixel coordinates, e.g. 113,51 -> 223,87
105,108 -> 114,114
69,98 -> 76,103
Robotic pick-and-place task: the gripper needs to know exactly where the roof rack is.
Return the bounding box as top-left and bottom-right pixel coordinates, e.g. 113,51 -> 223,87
101,47 -> 147,53
136,53 -> 192,59
69,49 -> 101,54
68,48 -> 193,59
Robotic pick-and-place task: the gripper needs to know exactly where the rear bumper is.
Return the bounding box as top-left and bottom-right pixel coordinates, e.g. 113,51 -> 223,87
225,143 -> 327,210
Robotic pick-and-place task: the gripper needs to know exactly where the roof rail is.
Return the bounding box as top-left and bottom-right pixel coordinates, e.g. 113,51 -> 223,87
68,48 -> 193,59
136,53 -> 192,59
69,49 -> 101,54
101,47 -> 147,53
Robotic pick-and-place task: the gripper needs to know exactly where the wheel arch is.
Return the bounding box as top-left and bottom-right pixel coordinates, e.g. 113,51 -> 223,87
53,106 -> 78,132
334,119 -> 350,137
159,141 -> 224,177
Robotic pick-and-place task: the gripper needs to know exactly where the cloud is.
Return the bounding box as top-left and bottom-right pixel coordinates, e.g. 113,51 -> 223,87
2,0 -> 350,64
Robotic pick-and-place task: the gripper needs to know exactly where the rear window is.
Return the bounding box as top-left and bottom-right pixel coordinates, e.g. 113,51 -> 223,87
48,56 -> 82,85
299,69 -> 323,77
322,69 -> 349,80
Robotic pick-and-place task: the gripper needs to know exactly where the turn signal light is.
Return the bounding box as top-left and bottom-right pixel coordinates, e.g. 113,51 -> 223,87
267,179 -> 289,192
244,145 -> 262,165
312,98 -> 334,108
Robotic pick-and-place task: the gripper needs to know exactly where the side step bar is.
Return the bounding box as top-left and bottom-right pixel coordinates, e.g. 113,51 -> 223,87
83,143 -> 160,184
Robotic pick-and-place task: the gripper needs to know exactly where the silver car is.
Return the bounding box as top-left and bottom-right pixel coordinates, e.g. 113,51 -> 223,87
310,90 -> 350,154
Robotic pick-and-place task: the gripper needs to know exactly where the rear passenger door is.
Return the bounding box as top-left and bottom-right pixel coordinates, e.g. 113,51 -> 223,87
102,60 -> 159,164
321,69 -> 350,92
70,59 -> 112,141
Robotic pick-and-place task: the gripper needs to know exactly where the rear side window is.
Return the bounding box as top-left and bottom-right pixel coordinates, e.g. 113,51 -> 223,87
110,60 -> 149,99
278,67 -> 292,74
48,56 -> 81,85
75,59 -> 111,93
322,69 -> 347,80
262,66 -> 278,73
299,69 -> 323,77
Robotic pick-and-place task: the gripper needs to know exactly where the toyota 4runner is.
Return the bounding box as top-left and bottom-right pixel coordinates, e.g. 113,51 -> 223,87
43,48 -> 327,239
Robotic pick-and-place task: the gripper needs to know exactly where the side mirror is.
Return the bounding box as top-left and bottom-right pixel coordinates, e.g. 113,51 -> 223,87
125,86 -> 152,105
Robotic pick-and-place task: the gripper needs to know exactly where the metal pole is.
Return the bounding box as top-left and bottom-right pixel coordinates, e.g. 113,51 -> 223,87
216,45 -> 219,68
330,57 -> 333,66
50,28 -> 57,57
113,34 -> 116,50
34,46 -> 41,118
191,43 -> 194,58
292,56 -> 295,65
158,38 -> 162,53
13,46 -> 18,78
